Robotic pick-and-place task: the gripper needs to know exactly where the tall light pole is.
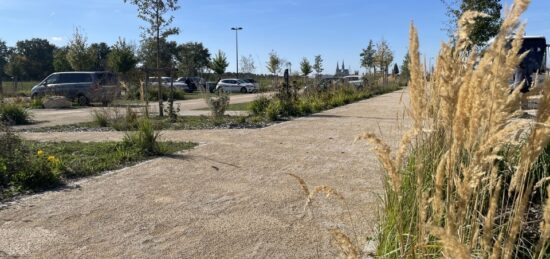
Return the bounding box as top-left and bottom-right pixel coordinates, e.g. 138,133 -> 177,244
231,27 -> 243,78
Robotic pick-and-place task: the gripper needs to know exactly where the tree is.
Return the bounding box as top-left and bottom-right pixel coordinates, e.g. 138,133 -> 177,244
14,38 -> 55,80
0,40 -> 8,94
374,39 -> 394,85
210,50 -> 228,80
53,47 -> 72,72
240,55 -> 255,74
124,0 -> 180,117
300,57 -> 312,77
4,48 -> 25,91
266,50 -> 282,76
313,55 -> 324,77
392,63 -> 399,76
108,38 -> 138,75
138,38 -> 178,70
177,42 -> 210,76
442,0 -> 502,48
360,40 -> 376,74
89,42 -> 111,71
67,28 -> 94,71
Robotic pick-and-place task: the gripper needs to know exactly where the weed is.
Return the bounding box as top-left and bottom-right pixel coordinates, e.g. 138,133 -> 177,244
0,102 -> 31,125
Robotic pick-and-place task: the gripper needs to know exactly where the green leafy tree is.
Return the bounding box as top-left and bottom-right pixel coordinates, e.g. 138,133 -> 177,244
4,49 -> 26,91
210,50 -> 228,80
67,28 -> 94,71
360,40 -> 376,74
313,55 -> 324,78
375,40 -> 394,75
53,47 -> 72,72
300,57 -> 312,77
0,40 -> 8,94
108,38 -> 138,75
239,55 -> 255,74
266,50 -> 282,76
89,42 -> 111,71
442,0 -> 502,48
138,38 -> 178,70
177,42 -> 211,76
14,38 -> 55,80
124,0 -> 180,117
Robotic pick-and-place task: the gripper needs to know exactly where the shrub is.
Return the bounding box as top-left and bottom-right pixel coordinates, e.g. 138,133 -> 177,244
123,118 -> 162,155
92,108 -> 111,127
30,98 -> 44,109
249,95 -> 271,116
205,91 -> 230,118
0,103 -> 31,125
265,99 -> 282,121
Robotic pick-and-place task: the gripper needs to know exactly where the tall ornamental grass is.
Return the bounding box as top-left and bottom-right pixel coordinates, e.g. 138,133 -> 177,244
362,0 -> 550,257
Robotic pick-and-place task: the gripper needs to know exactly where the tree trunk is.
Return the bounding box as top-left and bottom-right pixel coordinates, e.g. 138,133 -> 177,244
156,3 -> 163,117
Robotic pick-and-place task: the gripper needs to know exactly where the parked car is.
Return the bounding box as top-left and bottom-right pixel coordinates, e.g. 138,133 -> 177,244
215,79 -> 257,93
343,75 -> 365,88
149,77 -> 191,92
242,78 -> 260,89
176,77 -> 206,92
31,71 -> 120,106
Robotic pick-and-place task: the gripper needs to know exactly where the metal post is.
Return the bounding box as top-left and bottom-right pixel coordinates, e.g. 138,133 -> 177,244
231,27 -> 243,78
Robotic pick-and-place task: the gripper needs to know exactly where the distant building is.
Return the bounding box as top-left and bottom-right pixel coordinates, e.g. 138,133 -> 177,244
335,61 -> 350,77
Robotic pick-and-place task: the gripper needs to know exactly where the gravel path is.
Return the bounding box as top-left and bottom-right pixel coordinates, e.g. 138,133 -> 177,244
14,93 -> 270,130
0,89 -> 409,258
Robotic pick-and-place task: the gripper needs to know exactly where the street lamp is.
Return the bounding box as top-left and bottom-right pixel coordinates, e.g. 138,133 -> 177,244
231,27 -> 243,78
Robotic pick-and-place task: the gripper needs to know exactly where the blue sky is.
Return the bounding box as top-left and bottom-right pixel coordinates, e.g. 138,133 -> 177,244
1,0 -> 549,74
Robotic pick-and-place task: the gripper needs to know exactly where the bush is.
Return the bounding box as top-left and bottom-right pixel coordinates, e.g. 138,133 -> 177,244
0,103 -> 31,125
0,127 -> 60,195
249,95 -> 271,116
205,92 -> 230,118
146,88 -> 186,101
91,107 -> 139,130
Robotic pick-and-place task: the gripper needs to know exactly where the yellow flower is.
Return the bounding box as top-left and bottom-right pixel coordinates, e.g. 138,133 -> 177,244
37,149 -> 44,156
47,155 -> 56,162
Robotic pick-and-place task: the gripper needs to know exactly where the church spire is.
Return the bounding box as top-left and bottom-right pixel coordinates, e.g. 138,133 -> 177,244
336,62 -> 340,74
342,60 -> 345,70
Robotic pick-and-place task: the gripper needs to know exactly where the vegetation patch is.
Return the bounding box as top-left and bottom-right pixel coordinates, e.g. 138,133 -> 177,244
0,126 -> 196,201
0,102 -> 31,125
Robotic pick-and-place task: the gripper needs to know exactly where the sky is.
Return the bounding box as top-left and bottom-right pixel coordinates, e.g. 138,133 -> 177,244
1,0 -> 549,75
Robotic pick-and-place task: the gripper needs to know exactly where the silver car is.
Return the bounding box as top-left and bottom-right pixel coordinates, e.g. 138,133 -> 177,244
215,79 -> 257,93
31,72 -> 119,106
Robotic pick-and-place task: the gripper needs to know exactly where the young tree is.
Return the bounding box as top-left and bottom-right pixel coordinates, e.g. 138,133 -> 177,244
89,42 -> 111,71
67,28 -> 94,71
239,55 -> 255,74
266,51 -> 282,87
177,42 -> 211,76
210,50 -> 228,81
0,40 -> 8,94
374,39 -> 394,85
300,57 -> 312,85
442,0 -> 502,48
313,55 -> 324,77
124,0 -> 180,117
360,40 -> 376,74
53,47 -> 72,72
4,49 -> 25,92
108,38 -> 138,80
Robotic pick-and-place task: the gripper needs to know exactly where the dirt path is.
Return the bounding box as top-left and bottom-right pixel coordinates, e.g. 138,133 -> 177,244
15,93 -> 270,129
0,90 -> 409,258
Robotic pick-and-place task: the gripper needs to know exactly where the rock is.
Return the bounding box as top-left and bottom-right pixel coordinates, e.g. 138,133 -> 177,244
42,96 -> 72,109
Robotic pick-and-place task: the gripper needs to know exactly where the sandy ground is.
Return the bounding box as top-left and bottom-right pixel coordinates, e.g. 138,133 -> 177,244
0,89 -> 409,258
14,93 -> 270,129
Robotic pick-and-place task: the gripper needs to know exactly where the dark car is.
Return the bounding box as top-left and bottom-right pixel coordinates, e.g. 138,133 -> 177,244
176,77 -> 206,92
31,71 -> 119,106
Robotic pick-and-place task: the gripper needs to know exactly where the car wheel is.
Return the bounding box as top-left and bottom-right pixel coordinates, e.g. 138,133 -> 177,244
240,87 -> 247,94
77,95 -> 89,106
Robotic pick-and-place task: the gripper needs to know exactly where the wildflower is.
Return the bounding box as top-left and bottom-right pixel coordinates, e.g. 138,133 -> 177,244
37,149 -> 44,156
47,155 -> 56,162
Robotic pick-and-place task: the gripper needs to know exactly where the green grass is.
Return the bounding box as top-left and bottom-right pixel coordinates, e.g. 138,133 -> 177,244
26,141 -> 196,179
2,81 -> 38,96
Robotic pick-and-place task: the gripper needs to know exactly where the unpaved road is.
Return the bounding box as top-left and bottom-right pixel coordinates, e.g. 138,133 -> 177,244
16,93 -> 270,129
0,90 -> 409,258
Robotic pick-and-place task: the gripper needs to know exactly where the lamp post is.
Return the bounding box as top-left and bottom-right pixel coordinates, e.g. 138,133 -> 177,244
231,27 -> 243,78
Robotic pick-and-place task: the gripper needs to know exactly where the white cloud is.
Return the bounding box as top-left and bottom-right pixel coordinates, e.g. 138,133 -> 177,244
51,37 -> 63,42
